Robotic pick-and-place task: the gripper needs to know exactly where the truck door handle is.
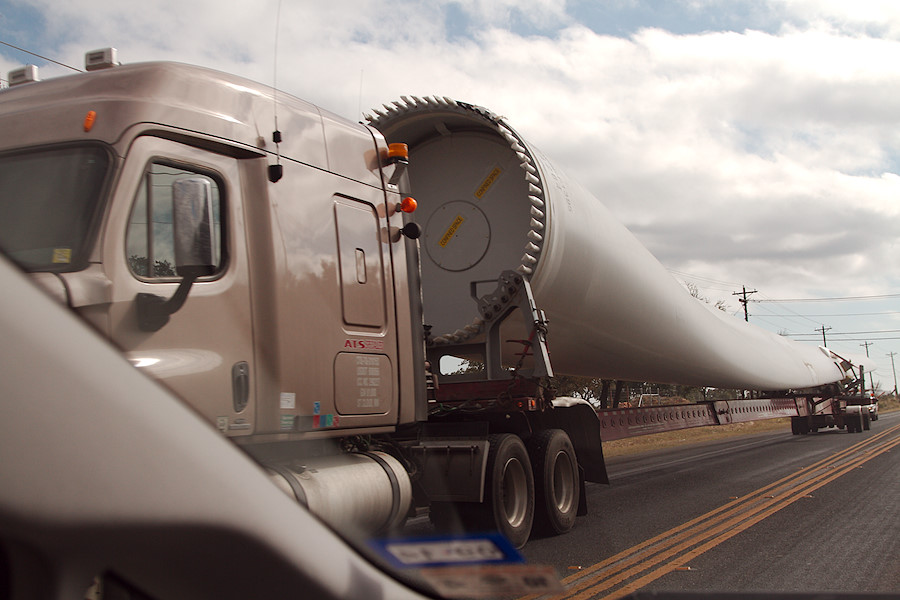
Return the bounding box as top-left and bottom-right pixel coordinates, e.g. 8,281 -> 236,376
232,361 -> 249,412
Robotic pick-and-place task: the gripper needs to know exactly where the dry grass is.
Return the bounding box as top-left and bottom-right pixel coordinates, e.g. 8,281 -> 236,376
602,418 -> 792,458
878,395 -> 900,412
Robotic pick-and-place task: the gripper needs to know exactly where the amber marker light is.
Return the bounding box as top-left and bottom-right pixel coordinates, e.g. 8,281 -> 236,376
83,110 -> 97,132
400,196 -> 417,213
387,143 -> 409,160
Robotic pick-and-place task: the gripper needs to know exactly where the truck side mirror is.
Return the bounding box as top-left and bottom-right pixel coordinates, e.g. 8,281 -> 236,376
173,178 -> 216,278
135,178 -> 216,332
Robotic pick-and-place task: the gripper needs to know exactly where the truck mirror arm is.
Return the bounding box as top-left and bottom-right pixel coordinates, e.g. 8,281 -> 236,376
135,272 -> 199,332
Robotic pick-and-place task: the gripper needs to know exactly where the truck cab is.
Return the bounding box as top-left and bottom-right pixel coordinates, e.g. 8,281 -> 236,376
0,56 -> 421,441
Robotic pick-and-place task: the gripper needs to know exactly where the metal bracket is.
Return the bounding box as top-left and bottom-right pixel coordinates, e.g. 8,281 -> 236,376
428,270 -> 553,382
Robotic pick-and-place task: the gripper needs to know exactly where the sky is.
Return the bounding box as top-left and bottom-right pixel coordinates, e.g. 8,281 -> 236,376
1,0 -> 898,392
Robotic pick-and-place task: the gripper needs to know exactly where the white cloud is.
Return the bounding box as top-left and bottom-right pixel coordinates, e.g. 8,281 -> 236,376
769,0 -> 900,37
447,0 -> 571,29
2,0 -> 899,376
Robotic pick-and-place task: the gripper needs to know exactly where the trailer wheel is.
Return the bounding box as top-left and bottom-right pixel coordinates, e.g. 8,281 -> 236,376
481,433 -> 534,549
528,429 -> 579,536
792,417 -> 810,435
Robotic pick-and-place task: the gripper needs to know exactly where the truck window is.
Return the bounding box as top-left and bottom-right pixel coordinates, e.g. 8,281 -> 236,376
126,162 -> 224,279
0,144 -> 112,272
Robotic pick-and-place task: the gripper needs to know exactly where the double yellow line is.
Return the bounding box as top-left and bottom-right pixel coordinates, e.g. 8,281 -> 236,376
527,422 -> 900,600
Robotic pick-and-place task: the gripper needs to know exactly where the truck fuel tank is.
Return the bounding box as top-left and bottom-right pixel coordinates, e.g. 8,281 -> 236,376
266,451 -> 411,535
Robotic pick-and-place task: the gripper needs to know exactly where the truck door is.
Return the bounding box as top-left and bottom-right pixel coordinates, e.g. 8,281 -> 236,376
104,137 -> 256,436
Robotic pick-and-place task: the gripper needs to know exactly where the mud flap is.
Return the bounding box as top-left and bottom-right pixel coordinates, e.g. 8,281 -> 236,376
577,465 -> 588,516
529,399 -> 609,485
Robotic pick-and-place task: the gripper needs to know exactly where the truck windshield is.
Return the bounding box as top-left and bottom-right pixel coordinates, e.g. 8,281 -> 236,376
0,144 -> 112,272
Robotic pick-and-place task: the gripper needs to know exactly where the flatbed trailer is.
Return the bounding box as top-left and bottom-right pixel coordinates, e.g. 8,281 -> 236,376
587,392 -> 873,441
429,349 -> 873,444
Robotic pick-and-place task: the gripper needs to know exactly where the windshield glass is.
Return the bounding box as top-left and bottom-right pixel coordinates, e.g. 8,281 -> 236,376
1,15 -> 899,599
0,144 -> 112,272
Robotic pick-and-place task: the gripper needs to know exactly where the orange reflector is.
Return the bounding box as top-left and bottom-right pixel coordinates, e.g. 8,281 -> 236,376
387,143 -> 409,159
400,196 -> 417,213
83,110 -> 97,132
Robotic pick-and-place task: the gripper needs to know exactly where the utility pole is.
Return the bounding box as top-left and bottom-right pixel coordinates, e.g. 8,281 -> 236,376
888,352 -> 898,397
732,286 -> 757,322
815,326 -> 832,347
860,342 -> 875,393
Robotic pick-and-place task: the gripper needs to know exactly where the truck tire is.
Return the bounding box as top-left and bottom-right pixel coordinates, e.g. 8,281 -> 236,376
792,417 -> 810,435
481,433 -> 535,549
528,429 -> 579,536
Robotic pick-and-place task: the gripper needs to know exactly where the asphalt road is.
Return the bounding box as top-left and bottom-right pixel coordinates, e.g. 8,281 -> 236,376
521,410 -> 900,598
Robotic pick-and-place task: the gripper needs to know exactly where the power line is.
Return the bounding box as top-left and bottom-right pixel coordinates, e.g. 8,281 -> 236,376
788,336 -> 900,342
759,311 -> 900,317
750,315 -> 791,332
667,269 -> 741,288
756,293 -> 900,303
753,294 -> 824,328
0,39 -> 81,72
784,329 -> 900,336
829,329 -> 900,335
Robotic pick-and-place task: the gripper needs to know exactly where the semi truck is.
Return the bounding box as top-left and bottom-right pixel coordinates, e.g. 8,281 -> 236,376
0,49 -> 870,551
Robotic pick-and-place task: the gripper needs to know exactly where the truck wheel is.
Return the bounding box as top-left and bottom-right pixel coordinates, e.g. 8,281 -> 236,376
482,433 -> 534,549
528,429 -> 579,536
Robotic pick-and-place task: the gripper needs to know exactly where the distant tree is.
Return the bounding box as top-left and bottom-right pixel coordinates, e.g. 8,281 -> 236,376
552,374 -> 606,402
686,282 -> 729,312
153,259 -> 176,277
448,359 -> 484,375
128,254 -> 149,276
686,282 -> 704,300
128,255 -> 176,277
